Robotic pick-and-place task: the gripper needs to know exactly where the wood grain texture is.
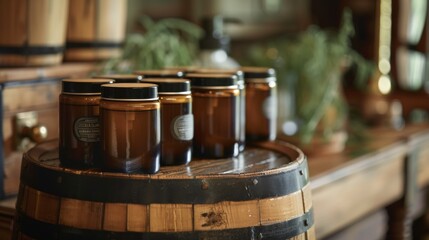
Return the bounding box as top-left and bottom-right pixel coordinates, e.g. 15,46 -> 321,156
311,145 -> 405,238
103,203 -> 127,232
59,198 -> 104,230
18,186 -> 312,233
30,140 -> 301,178
259,191 -> 305,225
0,0 -> 68,66
4,153 -> 24,196
150,204 -> 193,232
3,83 -> 60,114
308,124 -> 429,238
28,0 -> 68,45
127,204 -> 148,232
0,55 -> 63,67
65,0 -> 127,61
194,200 -> 260,230
0,63 -> 96,197
7,123 -> 429,239
96,0 -> 127,41
0,0 -> 27,46
417,144 -> 429,188
0,63 -> 96,83
66,0 -> 96,41
407,128 -> 429,188
13,140 -> 313,239
64,48 -> 122,61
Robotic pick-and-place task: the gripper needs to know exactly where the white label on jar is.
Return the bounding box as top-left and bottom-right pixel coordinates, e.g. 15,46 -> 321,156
263,96 -> 277,120
172,114 -> 194,141
73,117 -> 100,142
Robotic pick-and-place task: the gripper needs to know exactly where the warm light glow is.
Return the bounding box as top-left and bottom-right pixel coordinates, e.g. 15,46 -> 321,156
379,46 -> 391,61
378,59 -> 391,74
282,121 -> 298,136
377,0 -> 392,77
378,75 -> 392,94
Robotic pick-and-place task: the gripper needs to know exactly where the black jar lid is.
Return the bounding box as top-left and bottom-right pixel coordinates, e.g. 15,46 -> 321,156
191,68 -> 244,82
101,83 -> 158,101
134,69 -> 184,78
140,78 -> 190,94
240,67 -> 276,80
164,66 -> 199,74
62,78 -> 114,94
186,73 -> 237,87
93,74 -> 142,83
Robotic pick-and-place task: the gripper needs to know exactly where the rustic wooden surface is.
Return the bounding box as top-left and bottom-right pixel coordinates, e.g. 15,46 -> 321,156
309,123 -> 429,239
0,63 -> 96,83
65,0 -> 126,61
0,0 -> 69,66
2,123 -> 429,239
1,63 -> 96,197
0,197 -> 15,240
13,141 -> 314,239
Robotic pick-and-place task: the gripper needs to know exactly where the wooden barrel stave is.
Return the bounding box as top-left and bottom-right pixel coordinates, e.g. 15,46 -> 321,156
65,0 -> 127,61
13,140 -> 314,240
0,0 -> 68,66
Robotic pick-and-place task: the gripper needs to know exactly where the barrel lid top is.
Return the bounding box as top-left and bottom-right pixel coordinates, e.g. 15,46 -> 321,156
23,140 -> 307,205
26,140 -> 304,179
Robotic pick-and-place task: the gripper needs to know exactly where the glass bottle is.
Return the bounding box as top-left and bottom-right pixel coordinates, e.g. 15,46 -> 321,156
194,16 -> 240,69
241,67 -> 277,141
190,68 -> 245,152
186,73 -> 239,158
100,83 -> 160,173
140,78 -> 193,166
59,78 -> 114,168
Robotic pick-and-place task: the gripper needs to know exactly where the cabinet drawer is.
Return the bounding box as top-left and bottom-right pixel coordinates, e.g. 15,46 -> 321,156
0,63 -> 95,199
3,81 -> 60,197
3,81 -> 60,114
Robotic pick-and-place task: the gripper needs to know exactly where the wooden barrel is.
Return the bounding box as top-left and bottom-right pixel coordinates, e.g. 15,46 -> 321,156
0,0 -> 69,66
13,140 -> 314,240
65,0 -> 127,61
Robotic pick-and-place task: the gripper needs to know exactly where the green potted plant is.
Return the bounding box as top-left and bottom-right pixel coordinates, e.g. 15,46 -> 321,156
242,10 -> 373,153
99,16 -> 203,73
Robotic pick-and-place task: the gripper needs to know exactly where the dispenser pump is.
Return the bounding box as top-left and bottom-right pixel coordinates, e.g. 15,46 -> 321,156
199,16 -> 230,51
195,15 -> 239,69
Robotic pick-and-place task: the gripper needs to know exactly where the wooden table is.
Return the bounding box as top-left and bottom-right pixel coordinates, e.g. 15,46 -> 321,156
1,123 -> 429,239
309,123 -> 429,239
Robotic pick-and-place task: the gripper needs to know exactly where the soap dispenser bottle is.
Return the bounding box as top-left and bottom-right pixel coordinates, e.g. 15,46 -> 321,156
195,15 -> 239,69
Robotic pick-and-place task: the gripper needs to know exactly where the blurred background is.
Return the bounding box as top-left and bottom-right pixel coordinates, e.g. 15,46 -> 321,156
1,0 -> 429,239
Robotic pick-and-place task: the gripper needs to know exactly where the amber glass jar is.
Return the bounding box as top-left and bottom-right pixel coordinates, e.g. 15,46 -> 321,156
134,69 -> 184,79
59,78 -> 114,168
187,73 -> 239,159
140,78 -> 193,166
93,74 -> 141,83
241,67 -> 277,141
100,83 -> 160,173
191,68 -> 246,152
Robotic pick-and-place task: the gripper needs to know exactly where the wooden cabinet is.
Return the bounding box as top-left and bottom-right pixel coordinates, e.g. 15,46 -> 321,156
0,63 -> 95,198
